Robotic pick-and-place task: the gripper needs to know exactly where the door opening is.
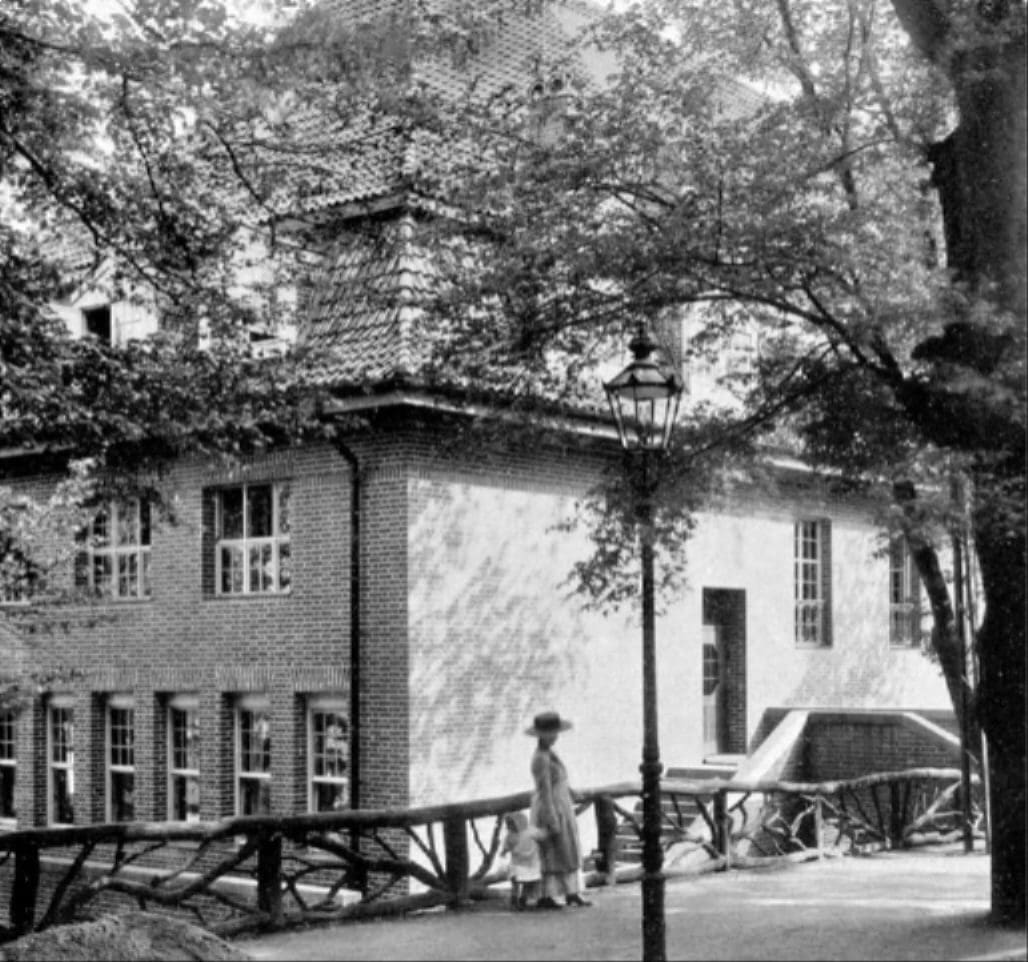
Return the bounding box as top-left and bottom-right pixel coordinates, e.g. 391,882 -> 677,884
701,588 -> 747,758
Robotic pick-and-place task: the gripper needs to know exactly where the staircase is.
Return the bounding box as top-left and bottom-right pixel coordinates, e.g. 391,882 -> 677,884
613,759 -> 741,864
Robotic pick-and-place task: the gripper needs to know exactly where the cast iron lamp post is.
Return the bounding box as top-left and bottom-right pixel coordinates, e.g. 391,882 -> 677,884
603,323 -> 683,962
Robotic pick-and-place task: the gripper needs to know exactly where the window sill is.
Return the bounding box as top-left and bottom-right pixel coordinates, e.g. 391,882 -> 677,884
59,597 -> 154,609
204,592 -> 293,602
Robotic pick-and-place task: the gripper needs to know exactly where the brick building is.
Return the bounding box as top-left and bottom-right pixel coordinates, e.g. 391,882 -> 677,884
0,0 -> 955,882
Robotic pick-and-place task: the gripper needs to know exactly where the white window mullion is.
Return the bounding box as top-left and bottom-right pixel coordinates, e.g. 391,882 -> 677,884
0,710 -> 16,823
216,484 -> 291,597
168,694 -> 201,822
48,698 -> 75,825
107,696 -> 135,822
236,696 -> 271,815
308,696 -> 349,814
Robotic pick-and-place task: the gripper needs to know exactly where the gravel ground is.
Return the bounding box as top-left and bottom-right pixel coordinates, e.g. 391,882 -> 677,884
239,847 -> 1027,962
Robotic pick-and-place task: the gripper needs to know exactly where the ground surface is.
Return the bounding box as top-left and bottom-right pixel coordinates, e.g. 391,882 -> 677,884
0,911 -> 250,961
239,847 -> 1027,962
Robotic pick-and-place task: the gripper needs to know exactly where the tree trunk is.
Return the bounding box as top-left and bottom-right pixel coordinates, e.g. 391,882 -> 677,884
972,472 -> 1026,926
894,481 -> 974,743
890,0 -> 1026,926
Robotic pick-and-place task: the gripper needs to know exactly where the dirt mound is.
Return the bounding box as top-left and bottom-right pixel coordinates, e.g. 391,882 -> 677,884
0,912 -> 252,961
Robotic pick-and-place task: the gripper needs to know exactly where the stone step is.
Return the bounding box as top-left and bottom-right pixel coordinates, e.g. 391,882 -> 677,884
665,765 -> 737,782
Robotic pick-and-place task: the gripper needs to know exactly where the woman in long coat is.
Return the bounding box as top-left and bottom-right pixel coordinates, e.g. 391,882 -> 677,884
526,711 -> 592,908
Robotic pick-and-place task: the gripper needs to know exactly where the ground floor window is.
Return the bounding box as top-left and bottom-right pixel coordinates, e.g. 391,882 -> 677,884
236,695 -> 271,816
48,697 -> 75,825
308,696 -> 349,813
168,694 -> 201,822
0,709 -> 15,823
107,695 -> 135,822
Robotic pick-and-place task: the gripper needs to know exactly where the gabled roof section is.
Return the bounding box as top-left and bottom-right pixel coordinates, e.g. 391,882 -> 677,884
299,209 -> 438,384
286,1 -> 610,390
275,0 -> 607,213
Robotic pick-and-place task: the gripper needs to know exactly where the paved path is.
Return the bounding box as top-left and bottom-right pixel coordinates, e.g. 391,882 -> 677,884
239,848 -> 1026,961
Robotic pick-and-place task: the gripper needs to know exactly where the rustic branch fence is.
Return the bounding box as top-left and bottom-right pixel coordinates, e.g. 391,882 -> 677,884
0,767 -> 980,941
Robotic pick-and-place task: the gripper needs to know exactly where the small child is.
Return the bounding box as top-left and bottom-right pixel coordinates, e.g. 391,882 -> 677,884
501,811 -> 544,910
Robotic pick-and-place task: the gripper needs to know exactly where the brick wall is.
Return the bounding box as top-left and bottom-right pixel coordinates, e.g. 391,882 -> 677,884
0,413 -> 960,907
1,443 -> 354,832
749,707 -> 961,781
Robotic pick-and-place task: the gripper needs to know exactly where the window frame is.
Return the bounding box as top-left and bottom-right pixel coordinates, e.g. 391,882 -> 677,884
308,696 -> 349,815
76,499 -> 152,602
167,694 -> 202,823
0,709 -> 16,826
889,536 -> 922,648
214,484 -> 291,597
106,695 -> 135,823
47,697 -> 75,826
235,695 -> 271,816
794,518 -> 832,648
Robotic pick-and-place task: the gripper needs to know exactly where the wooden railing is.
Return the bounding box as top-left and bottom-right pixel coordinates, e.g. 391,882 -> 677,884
0,768 -> 980,941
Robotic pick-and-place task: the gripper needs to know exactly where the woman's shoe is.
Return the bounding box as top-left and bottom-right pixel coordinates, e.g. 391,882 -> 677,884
566,894 -> 593,907
535,897 -> 563,910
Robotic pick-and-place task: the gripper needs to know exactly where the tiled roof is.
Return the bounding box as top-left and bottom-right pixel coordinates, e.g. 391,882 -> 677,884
272,0 -> 605,213
288,0 -> 608,392
299,209 -> 439,384
39,2 -> 770,420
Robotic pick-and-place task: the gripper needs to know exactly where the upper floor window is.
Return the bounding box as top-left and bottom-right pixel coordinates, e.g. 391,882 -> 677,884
0,710 -> 15,825
106,696 -> 135,822
308,697 -> 349,814
47,698 -> 75,825
215,484 -> 291,596
794,519 -> 832,647
82,304 -> 112,342
889,537 -> 922,648
75,500 -> 152,601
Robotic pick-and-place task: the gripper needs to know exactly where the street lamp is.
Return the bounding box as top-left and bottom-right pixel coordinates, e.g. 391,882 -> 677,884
604,323 -> 683,962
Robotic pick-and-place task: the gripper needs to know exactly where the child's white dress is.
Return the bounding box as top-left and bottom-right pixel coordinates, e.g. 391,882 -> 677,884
507,828 -> 543,883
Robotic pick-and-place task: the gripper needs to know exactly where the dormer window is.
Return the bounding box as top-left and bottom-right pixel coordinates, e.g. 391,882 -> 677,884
82,305 -> 112,343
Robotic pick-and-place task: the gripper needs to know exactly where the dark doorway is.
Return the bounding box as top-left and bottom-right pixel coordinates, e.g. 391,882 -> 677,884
701,588 -> 747,757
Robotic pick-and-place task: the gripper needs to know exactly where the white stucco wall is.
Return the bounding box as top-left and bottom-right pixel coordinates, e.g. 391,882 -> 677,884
406,468 -> 953,815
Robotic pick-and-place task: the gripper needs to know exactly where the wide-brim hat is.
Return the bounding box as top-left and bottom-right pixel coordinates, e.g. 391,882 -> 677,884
525,711 -> 573,736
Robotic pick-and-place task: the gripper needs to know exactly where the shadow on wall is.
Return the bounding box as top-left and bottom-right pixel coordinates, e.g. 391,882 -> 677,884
786,551 -> 948,709
407,479 -> 592,803
787,632 -> 945,709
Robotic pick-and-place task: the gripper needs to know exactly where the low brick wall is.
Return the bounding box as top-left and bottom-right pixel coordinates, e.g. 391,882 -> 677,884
749,707 -> 962,783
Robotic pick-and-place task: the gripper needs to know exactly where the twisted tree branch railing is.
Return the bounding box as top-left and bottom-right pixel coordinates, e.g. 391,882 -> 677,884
0,768 -> 981,942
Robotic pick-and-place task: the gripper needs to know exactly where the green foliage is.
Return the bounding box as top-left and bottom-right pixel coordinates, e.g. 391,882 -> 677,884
409,0 -> 1022,601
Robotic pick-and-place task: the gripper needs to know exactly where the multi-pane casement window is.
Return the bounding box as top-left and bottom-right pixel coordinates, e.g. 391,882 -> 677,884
106,696 -> 135,822
794,519 -> 833,647
889,537 -> 922,647
0,710 -> 15,824
75,500 -> 152,600
168,695 -> 201,822
47,698 -> 75,825
308,697 -> 349,814
215,484 -> 291,596
235,696 -> 271,816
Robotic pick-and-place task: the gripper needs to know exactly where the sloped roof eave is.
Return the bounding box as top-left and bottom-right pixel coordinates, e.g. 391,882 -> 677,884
322,382 -> 620,440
